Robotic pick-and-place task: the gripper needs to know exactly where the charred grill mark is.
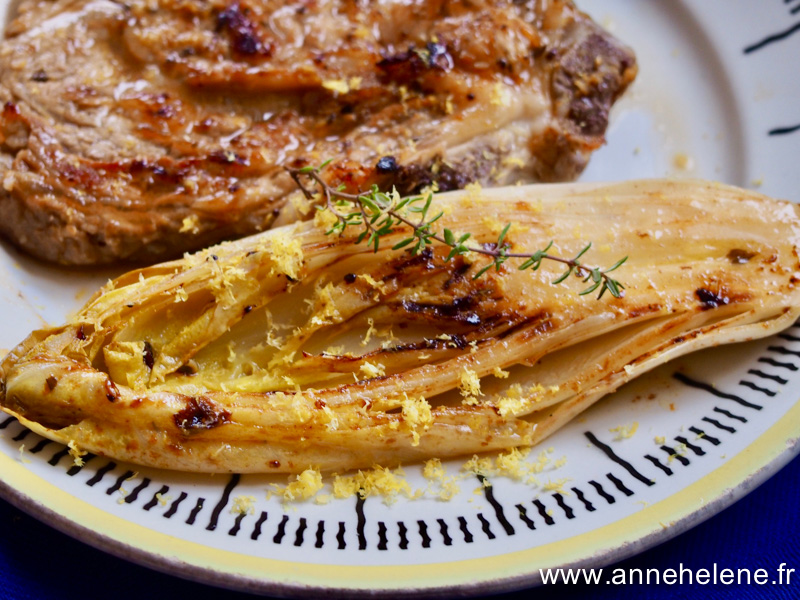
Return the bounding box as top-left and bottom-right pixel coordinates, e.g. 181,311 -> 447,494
355,308 -> 553,358
301,331 -> 475,370
627,304 -> 664,320
695,288 -> 730,309
496,311 -> 553,341
142,341 -> 155,370
354,307 -> 554,360
45,375 -> 58,391
401,296 -> 481,325
176,363 -> 197,376
377,43 -> 453,85
391,247 -> 435,272
215,2 -> 272,57
442,261 -> 473,291
127,158 -> 188,186
379,249 -> 486,296
387,333 -> 469,353
174,396 -> 231,434
727,249 -> 757,264
74,149 -> 265,195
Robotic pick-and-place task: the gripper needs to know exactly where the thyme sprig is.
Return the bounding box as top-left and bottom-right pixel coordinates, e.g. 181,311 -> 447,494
288,163 -> 626,299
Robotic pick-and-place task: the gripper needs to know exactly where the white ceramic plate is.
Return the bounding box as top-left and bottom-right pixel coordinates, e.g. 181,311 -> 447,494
2,0 -> 800,596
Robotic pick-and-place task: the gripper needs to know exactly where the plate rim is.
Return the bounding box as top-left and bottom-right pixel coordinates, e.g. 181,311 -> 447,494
1,399 -> 797,597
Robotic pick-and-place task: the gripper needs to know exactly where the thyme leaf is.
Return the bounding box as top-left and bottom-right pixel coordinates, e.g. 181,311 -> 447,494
287,164 -> 627,299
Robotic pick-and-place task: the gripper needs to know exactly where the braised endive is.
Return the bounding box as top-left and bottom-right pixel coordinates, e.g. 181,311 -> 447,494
2,179 -> 799,473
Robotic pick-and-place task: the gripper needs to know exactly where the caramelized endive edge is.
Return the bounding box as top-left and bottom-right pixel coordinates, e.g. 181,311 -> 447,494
6,305 -> 799,474
2,179 -> 800,472
526,306 -> 800,438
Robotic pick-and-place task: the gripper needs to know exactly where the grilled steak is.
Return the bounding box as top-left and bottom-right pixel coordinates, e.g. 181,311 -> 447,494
0,0 -> 636,265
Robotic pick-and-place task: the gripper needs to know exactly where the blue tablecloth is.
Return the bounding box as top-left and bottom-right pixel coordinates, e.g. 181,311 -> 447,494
1,455 -> 798,600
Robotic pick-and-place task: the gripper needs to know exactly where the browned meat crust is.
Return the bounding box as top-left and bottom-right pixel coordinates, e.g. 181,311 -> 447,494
0,0 -> 636,265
